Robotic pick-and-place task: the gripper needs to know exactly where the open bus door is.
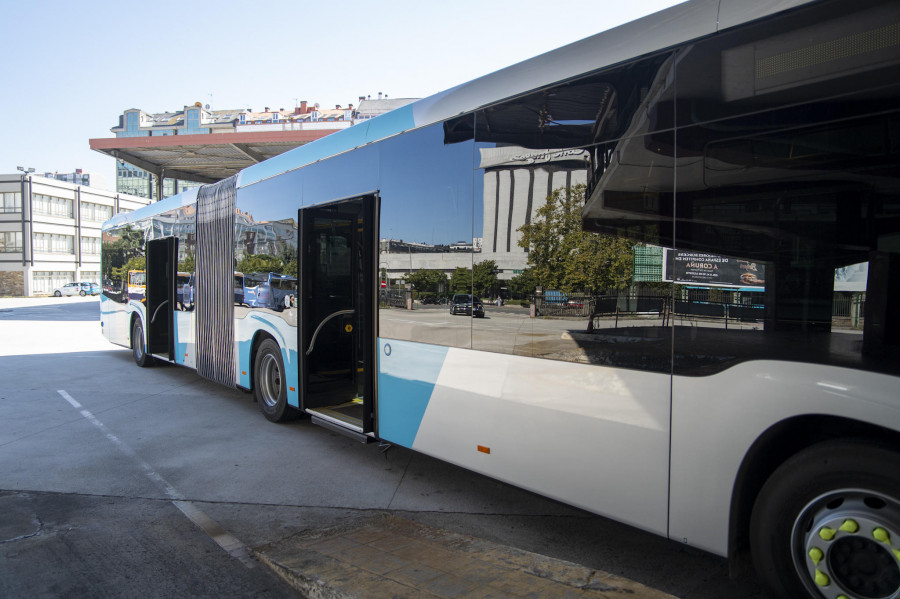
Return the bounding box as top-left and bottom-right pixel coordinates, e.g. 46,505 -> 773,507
299,195 -> 377,441
146,237 -> 177,361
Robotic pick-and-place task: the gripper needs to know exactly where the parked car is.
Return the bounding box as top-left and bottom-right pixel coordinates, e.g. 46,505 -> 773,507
53,282 -> 100,297
449,294 -> 485,317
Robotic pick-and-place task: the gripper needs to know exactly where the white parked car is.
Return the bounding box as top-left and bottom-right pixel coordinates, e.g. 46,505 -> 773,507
53,282 -> 100,297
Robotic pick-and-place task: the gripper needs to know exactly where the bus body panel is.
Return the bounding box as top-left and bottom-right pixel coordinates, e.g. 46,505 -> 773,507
173,309 -> 195,368
235,310 -> 300,406
669,362 -> 900,555
378,339 -> 671,536
100,298 -> 147,352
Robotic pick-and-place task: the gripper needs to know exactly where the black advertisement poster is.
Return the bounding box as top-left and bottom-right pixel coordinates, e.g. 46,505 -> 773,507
663,250 -> 765,288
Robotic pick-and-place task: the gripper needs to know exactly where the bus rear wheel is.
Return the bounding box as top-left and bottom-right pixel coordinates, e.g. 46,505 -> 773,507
750,439 -> 900,599
131,318 -> 154,367
254,339 -> 297,423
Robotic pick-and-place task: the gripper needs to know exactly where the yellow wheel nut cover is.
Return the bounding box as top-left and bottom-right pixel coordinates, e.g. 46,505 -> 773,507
819,527 -> 837,541
815,569 -> 830,587
839,519 -> 858,533
809,547 -> 824,565
873,528 -> 890,543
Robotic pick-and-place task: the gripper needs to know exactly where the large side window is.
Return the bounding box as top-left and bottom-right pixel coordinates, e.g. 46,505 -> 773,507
377,123 -> 476,349
669,0 -> 900,376
234,171 -> 300,319
101,224 -> 145,304
175,203 -> 196,311
467,52 -> 677,370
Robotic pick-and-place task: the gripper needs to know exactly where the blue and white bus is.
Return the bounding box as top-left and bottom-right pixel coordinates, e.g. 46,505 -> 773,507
100,1 -> 900,597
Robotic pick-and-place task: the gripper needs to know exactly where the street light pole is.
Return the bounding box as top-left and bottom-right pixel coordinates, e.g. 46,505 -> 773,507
17,167 -> 35,269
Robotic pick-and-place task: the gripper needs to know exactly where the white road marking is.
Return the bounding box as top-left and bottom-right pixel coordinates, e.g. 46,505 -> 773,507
56,389 -> 256,568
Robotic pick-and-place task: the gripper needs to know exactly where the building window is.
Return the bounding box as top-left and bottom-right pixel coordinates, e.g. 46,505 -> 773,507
33,194 -> 74,218
81,236 -> 101,255
0,231 -> 23,252
80,271 -> 100,284
34,233 -> 74,254
32,271 -> 74,295
1,192 -> 22,213
81,202 -> 113,222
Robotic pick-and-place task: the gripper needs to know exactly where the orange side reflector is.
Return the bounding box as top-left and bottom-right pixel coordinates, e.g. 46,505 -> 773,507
477,445 -> 491,454
289,386 -> 295,392
242,371 -> 247,375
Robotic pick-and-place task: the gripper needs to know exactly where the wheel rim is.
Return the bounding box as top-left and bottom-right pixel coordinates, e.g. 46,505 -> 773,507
792,489 -> 900,599
258,353 -> 282,409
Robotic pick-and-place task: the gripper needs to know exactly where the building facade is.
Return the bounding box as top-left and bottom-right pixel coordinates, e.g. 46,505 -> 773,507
377,147 -> 588,283
41,169 -> 108,190
0,173 -> 149,296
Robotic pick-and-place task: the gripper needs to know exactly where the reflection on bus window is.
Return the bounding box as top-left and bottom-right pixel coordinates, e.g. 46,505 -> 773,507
128,270 -> 146,302
241,272 -> 296,311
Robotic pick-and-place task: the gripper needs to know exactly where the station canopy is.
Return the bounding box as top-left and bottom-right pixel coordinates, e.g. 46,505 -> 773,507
89,130 -> 334,184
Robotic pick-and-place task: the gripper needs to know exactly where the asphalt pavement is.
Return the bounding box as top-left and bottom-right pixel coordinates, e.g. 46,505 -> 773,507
0,296 -> 766,598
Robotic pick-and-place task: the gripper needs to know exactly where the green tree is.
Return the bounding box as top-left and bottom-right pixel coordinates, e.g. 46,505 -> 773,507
508,268 -> 538,299
178,253 -> 195,273
473,260 -> 499,298
449,267 -> 472,293
518,185 -> 633,293
237,253 -> 283,275
406,269 -> 448,293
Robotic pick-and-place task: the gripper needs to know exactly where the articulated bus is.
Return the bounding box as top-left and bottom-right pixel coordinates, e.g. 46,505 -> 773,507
100,1 -> 900,597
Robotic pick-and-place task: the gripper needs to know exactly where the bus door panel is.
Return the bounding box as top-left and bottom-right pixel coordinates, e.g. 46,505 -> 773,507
299,195 -> 376,435
146,237 -> 177,361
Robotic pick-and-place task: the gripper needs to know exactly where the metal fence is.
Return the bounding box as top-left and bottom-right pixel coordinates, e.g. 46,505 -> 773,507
531,290 -> 866,330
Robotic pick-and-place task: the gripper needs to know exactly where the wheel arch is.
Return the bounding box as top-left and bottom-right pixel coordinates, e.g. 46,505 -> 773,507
728,414 -> 900,575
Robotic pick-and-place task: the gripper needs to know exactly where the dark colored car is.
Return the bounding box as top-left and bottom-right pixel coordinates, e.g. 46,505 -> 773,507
450,294 -> 484,318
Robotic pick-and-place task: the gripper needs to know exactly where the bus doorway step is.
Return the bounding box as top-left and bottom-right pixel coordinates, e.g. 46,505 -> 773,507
307,407 -> 371,444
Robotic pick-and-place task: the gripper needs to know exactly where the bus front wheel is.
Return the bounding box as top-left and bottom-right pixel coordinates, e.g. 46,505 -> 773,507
254,339 -> 297,423
131,319 -> 154,368
750,439 -> 900,599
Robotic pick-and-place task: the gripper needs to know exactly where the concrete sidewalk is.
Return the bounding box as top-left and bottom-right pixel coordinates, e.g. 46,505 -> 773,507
253,515 -> 678,599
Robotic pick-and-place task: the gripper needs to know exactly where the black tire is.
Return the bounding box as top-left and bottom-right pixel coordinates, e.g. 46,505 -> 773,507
131,318 -> 154,367
54,291 -> 62,297
750,439 -> 900,599
79,290 -> 86,296
254,338 -> 297,422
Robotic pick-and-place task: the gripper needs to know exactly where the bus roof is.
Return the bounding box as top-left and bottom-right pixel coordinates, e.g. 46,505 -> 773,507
236,0 -> 815,188
104,0 -> 816,229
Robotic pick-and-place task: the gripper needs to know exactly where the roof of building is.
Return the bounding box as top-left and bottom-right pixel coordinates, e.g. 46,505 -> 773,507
90,99 -> 408,184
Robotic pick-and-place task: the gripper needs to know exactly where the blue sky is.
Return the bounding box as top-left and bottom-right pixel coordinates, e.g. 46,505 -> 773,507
0,0 -> 686,189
